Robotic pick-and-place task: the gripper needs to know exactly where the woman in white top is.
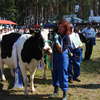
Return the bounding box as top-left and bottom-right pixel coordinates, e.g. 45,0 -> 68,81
68,25 -> 83,83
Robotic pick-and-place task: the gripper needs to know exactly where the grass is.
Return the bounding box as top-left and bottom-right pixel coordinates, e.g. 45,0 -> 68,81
0,38 -> 100,100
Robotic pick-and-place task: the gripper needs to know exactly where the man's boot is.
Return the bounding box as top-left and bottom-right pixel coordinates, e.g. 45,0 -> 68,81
62,91 -> 67,100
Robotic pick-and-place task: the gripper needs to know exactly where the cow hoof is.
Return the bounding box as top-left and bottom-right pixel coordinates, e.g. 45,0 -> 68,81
43,77 -> 47,80
32,88 -> 36,92
24,91 -> 28,96
42,75 -> 47,80
31,88 -> 36,93
0,83 -> 3,90
25,93 -> 28,96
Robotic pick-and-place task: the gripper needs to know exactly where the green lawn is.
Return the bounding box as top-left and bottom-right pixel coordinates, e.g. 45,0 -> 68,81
0,38 -> 100,100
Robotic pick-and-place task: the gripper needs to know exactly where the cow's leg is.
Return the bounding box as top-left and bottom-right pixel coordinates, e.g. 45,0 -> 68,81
30,66 -> 37,92
0,59 -> 6,81
20,64 -> 28,95
0,68 -> 6,81
10,68 -> 15,77
23,71 -> 28,95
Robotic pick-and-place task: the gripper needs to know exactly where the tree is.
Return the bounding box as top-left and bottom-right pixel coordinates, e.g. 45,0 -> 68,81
0,0 -> 16,21
0,0 -> 99,24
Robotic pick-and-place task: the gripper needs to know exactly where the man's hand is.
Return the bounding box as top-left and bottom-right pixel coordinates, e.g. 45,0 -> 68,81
55,44 -> 62,53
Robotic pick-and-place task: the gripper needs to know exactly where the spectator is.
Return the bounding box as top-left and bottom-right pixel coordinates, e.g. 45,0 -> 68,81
82,23 -> 97,61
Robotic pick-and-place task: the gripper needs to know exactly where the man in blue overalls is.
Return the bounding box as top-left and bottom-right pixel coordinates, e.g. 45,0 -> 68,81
50,20 -> 72,100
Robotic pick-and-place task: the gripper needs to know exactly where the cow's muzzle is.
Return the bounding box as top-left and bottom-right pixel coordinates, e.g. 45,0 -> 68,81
43,47 -> 52,55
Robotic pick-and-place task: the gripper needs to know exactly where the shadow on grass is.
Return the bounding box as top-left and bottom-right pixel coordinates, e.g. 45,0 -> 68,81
1,68 -> 52,88
34,77 -> 52,85
69,83 -> 100,89
0,90 -> 60,100
81,57 -> 100,73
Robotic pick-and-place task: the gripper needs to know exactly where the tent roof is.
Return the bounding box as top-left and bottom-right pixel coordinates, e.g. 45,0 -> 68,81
0,20 -> 17,25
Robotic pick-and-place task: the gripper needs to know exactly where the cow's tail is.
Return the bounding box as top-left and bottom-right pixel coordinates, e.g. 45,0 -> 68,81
13,43 -> 23,89
14,64 -> 23,88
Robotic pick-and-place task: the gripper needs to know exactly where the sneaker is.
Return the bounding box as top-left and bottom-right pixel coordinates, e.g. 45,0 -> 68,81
62,95 -> 67,100
62,91 -> 67,100
62,97 -> 67,100
73,78 -> 81,82
83,58 -> 90,61
68,78 -> 73,83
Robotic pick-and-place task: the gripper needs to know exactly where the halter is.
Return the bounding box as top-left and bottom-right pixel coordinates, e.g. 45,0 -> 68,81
44,40 -> 52,44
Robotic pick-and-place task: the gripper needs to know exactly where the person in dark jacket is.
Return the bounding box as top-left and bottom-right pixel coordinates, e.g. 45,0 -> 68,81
82,23 -> 97,60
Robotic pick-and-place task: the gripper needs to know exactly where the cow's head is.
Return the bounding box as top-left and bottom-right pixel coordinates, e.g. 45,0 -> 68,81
40,28 -> 52,54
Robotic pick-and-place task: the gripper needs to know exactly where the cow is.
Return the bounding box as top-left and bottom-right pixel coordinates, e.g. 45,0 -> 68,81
0,33 -> 21,82
14,29 -> 52,95
0,29 -> 52,95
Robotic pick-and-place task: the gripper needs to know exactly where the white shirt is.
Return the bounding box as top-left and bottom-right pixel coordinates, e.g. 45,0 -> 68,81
69,32 -> 83,49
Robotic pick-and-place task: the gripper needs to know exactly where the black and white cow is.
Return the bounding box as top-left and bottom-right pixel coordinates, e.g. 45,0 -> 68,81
0,33 -> 21,81
0,29 -> 52,95
14,29 -> 52,95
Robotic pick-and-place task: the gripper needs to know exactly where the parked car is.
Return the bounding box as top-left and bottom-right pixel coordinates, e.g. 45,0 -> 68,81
89,16 -> 100,22
63,14 -> 83,23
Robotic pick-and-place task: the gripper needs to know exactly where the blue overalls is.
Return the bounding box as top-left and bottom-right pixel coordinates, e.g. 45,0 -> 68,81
52,34 -> 70,92
68,47 -> 83,80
